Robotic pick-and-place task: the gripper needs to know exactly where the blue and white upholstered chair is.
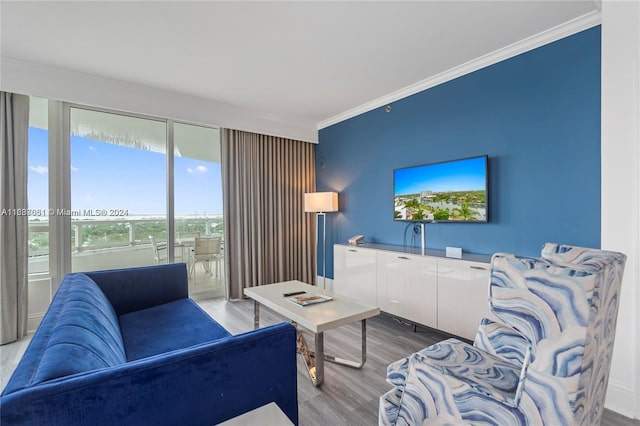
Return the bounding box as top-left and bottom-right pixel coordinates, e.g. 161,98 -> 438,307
380,243 -> 626,426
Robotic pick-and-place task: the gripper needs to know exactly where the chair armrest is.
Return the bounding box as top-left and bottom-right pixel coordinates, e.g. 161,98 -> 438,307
385,356 -> 410,387
379,356 -> 411,425
85,263 -> 188,315
0,323 -> 298,426
390,351 -> 466,425
416,338 -> 528,407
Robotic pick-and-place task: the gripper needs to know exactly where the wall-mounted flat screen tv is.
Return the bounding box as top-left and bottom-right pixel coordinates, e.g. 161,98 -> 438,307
394,155 -> 488,222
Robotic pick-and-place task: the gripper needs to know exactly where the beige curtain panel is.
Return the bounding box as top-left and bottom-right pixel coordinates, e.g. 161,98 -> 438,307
1,92 -> 30,345
221,129 -> 316,300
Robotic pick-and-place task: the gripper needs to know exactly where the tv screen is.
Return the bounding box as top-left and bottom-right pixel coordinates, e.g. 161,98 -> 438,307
394,155 -> 488,222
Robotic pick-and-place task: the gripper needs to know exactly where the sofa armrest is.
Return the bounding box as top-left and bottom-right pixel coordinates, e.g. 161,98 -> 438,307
0,322 -> 298,426
85,263 -> 188,315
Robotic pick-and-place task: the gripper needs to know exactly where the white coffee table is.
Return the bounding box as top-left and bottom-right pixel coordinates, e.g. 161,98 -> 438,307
244,280 -> 380,386
218,402 -> 293,426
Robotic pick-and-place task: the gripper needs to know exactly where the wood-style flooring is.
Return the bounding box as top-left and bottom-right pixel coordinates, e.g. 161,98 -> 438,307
2,297 -> 639,426
198,298 -> 639,426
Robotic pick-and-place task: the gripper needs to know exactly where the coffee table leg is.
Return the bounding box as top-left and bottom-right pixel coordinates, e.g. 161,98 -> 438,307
314,332 -> 324,386
253,300 -> 260,330
295,320 -> 368,387
295,327 -> 324,387
323,319 -> 367,369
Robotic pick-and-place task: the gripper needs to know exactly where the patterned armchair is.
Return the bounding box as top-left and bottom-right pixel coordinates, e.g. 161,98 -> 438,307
380,243 -> 626,426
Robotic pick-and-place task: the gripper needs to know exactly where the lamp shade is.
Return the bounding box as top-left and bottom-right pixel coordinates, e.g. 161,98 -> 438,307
304,192 -> 339,213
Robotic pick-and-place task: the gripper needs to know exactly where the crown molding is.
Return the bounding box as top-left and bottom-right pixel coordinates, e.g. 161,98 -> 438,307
317,10 -> 602,130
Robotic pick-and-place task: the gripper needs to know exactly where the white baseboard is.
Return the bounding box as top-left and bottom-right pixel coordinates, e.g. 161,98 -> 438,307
605,379 -> 639,419
27,313 -> 45,333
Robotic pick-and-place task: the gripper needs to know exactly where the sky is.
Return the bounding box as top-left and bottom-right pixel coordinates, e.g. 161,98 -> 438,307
28,127 -> 223,216
394,156 -> 487,195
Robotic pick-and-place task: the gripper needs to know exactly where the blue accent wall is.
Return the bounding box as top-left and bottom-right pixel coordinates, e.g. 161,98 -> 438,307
317,27 -> 601,278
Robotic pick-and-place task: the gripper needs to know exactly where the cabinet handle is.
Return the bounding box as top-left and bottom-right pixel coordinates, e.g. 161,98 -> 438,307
470,265 -> 487,270
398,256 -> 410,260
348,249 -> 358,252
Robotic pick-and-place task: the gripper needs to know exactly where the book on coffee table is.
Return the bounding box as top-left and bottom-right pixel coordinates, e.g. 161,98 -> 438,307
286,293 -> 332,307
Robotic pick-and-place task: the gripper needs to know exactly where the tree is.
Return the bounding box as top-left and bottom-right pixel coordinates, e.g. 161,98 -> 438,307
412,210 -> 425,220
452,202 -> 479,221
434,209 -> 450,221
403,198 -> 420,210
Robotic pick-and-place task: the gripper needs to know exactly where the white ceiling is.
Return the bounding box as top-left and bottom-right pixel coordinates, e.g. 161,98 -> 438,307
1,1 -> 599,131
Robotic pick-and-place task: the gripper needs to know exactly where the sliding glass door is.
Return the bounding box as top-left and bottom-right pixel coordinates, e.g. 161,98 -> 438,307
174,124 -> 223,297
69,107 -> 168,272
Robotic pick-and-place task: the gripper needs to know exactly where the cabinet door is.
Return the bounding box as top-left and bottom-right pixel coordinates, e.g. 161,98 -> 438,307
437,258 -> 492,340
377,251 -> 438,328
333,245 -> 377,306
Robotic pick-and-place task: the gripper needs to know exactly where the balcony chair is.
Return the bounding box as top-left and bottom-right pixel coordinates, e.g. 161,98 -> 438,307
177,231 -> 201,262
380,243 -> 626,426
149,236 -> 167,264
190,237 -> 222,278
178,232 -> 201,239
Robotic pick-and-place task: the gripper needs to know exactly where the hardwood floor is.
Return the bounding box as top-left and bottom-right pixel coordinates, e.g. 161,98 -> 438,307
197,298 -> 640,426
2,297 -> 639,425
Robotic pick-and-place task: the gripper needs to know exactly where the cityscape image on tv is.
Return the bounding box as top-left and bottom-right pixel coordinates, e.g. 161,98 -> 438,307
394,156 -> 487,222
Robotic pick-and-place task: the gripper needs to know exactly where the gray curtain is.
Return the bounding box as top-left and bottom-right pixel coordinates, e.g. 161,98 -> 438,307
221,129 -> 316,300
1,92 -> 30,345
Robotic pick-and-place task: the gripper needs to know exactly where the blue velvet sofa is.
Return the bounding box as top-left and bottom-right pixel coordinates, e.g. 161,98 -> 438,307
0,263 -> 298,425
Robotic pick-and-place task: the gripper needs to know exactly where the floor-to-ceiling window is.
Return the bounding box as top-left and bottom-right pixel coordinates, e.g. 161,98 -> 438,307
25,100 -> 223,329
69,107 -> 168,272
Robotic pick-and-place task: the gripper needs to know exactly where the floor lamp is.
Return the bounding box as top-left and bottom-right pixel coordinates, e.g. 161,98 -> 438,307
304,192 -> 339,289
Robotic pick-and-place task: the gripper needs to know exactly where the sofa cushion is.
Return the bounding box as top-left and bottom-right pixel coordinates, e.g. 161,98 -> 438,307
119,298 -> 231,361
31,273 -> 127,385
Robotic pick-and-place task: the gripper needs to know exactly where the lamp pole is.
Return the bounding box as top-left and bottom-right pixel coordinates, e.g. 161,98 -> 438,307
318,212 -> 327,290
304,192 -> 338,290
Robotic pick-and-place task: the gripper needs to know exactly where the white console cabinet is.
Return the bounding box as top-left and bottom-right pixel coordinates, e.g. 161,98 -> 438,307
333,243 -> 492,340
376,251 -> 438,329
333,245 -> 377,306
437,258 -> 493,340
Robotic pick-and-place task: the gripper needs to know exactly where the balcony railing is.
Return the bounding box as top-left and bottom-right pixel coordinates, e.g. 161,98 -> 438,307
26,217 -> 226,332
28,215 -> 223,256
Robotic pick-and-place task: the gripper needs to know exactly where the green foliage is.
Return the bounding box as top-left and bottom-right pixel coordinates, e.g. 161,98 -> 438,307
412,210 -> 425,220
28,232 -> 49,256
28,217 -> 224,256
403,198 -> 421,210
434,209 -> 450,221
396,190 -> 485,221
452,202 -> 480,221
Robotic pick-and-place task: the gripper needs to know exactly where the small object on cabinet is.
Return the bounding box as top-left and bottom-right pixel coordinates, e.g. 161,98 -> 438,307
348,235 -> 364,246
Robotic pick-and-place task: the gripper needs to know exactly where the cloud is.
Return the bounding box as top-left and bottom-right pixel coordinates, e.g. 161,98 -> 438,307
29,165 -> 48,174
187,166 -> 207,174
88,146 -> 96,151
71,165 -> 79,171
